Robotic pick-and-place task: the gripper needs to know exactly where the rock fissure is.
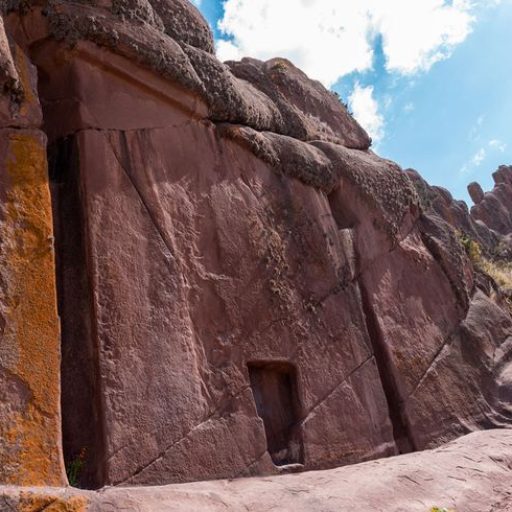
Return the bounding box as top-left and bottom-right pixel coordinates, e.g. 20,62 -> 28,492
115,415 -> 220,486
47,134 -> 108,489
406,332 -> 457,401
107,131 -> 177,263
357,271 -> 417,454
296,355 -> 374,425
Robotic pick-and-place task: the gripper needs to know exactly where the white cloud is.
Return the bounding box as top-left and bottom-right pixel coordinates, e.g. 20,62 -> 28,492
460,146 -> 487,174
216,0 -> 496,87
217,1 -> 373,86
348,83 -> 384,143
472,147 -> 486,166
372,0 -> 474,74
468,114 -> 485,141
489,139 -> 507,152
216,39 -> 242,61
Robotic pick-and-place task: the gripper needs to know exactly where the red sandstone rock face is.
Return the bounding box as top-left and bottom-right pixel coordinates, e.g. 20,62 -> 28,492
0,0 -> 511,491
46,73 -> 395,485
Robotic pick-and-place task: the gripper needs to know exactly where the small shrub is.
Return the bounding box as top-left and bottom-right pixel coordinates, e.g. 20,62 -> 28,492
459,233 -> 512,290
66,448 -> 87,488
460,233 -> 482,264
478,258 -> 512,290
270,61 -> 288,72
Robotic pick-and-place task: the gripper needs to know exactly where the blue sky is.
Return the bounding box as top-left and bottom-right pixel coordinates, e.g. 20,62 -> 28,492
194,0 -> 512,204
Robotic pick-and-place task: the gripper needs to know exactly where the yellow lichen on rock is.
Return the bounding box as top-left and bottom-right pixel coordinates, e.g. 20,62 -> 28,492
18,492 -> 89,512
0,129 -> 65,486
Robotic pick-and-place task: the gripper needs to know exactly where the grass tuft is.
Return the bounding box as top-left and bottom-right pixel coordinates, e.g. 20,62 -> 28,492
460,233 -> 512,290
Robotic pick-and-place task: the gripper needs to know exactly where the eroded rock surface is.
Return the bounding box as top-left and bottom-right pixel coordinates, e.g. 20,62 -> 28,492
0,0 -> 511,492
470,166 -> 512,236
0,15 -> 64,487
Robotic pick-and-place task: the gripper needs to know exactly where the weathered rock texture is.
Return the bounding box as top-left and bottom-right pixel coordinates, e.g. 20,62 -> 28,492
2,430 -> 512,511
0,0 -> 511,492
0,16 -> 65,487
470,165 -> 512,237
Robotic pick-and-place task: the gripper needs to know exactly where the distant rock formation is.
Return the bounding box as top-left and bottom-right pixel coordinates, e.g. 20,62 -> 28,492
470,166 -> 512,236
468,181 -> 485,204
0,0 -> 511,491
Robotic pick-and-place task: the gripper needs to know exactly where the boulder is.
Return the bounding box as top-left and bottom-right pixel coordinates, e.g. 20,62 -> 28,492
468,181 -> 484,204
471,166 -> 512,236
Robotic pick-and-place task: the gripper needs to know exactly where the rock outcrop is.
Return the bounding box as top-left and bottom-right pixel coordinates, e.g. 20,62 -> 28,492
470,166 -> 512,237
0,0 -> 511,494
0,15 -> 64,487
468,181 -> 485,204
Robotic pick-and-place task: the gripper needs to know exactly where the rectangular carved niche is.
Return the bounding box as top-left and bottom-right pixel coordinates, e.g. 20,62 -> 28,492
248,362 -> 304,467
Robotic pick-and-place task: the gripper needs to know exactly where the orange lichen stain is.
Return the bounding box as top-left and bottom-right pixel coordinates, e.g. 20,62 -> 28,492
19,492 -> 89,512
13,45 -> 39,119
1,130 -> 65,486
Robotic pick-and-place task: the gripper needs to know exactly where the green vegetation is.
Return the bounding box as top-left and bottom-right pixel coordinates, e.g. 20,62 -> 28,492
459,233 -> 482,264
460,233 -> 512,290
66,448 -> 87,488
270,60 -> 288,72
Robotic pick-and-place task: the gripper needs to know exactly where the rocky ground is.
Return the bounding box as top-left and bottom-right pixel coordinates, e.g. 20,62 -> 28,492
2,429 -> 512,511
